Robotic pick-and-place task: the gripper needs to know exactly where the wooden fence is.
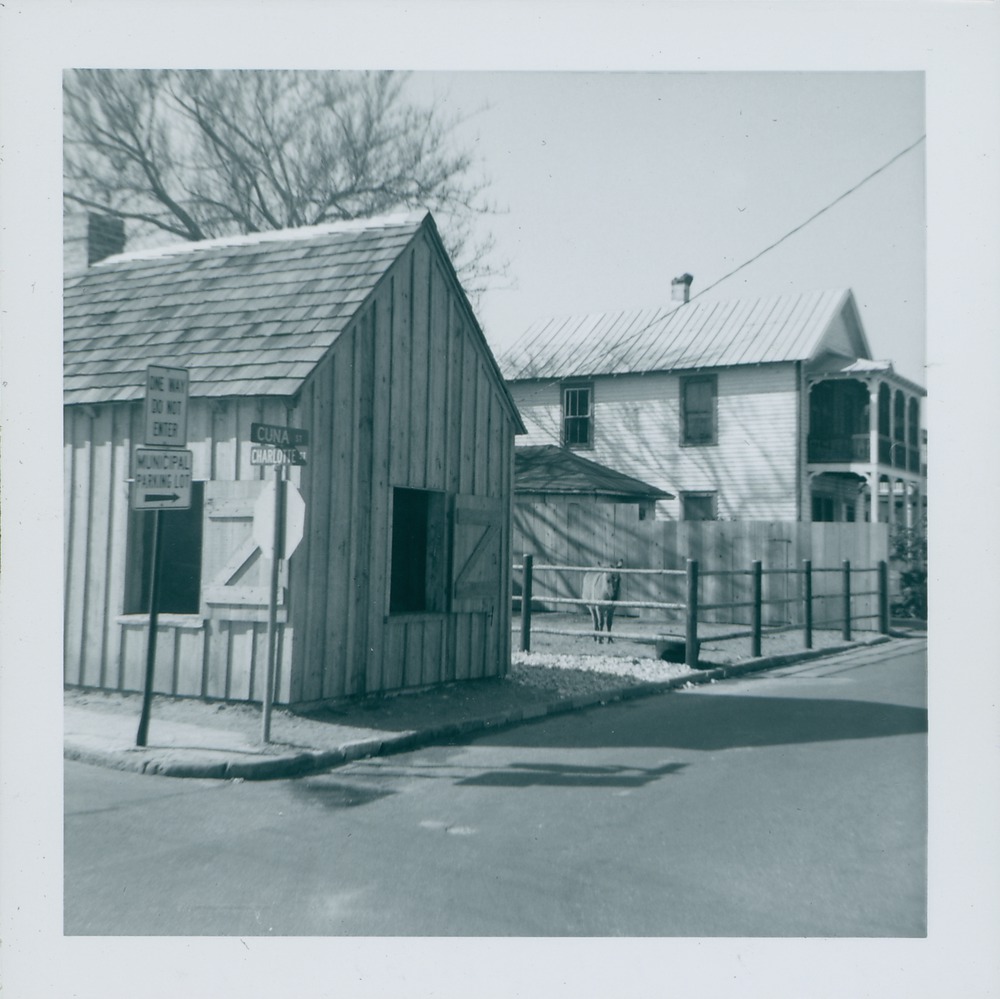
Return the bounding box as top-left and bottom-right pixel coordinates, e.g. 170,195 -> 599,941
511,518 -> 890,629
514,556 -> 891,667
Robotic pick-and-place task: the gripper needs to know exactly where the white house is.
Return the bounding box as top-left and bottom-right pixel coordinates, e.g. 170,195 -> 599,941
500,281 -> 925,526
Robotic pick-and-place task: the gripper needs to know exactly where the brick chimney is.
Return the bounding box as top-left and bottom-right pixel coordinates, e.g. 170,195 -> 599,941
671,272 -> 693,304
64,213 -> 126,274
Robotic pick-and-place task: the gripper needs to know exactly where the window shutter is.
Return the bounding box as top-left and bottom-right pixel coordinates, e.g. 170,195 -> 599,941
451,494 -> 503,613
201,481 -> 285,622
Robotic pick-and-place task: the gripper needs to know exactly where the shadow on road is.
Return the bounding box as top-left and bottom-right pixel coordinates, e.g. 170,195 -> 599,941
471,693 -> 927,752
456,760 -> 688,788
289,776 -> 395,809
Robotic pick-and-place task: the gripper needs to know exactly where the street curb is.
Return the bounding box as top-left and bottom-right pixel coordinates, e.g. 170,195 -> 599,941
64,635 -> 894,780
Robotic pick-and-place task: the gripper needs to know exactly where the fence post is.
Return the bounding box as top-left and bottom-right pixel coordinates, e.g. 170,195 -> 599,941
751,559 -> 763,658
878,559 -> 890,634
520,553 -> 533,653
842,559 -> 852,642
685,559 -> 699,669
803,559 -> 813,649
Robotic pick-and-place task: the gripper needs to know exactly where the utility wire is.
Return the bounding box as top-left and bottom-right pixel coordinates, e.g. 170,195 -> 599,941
512,134 -> 925,374
689,134 -> 926,303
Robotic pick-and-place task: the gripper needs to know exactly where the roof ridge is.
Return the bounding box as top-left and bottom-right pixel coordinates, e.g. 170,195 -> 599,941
93,211 -> 429,267
519,287 -> 850,330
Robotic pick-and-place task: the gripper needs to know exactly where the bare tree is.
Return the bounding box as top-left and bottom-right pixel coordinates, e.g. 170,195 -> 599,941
64,69 -> 502,296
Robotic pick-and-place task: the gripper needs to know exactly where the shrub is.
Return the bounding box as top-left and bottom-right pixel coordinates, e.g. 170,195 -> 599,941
890,522 -> 927,620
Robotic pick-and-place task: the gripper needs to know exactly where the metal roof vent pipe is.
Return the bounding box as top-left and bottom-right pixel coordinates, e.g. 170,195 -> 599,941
671,272 -> 694,304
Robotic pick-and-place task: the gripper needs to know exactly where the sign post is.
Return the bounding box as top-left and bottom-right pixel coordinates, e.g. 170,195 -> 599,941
261,465 -> 286,744
134,365 -> 190,747
135,509 -> 163,747
253,422 -> 309,744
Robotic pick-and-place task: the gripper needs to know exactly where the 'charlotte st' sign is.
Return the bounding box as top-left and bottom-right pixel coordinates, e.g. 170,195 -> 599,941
250,422 -> 309,466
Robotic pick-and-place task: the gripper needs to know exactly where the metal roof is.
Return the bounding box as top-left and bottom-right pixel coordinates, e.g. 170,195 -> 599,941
514,445 -> 672,500
63,213 -> 428,405
499,289 -> 862,381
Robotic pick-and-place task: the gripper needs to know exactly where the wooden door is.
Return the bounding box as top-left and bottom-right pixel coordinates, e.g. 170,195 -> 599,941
201,480 -> 283,623
451,494 -> 503,613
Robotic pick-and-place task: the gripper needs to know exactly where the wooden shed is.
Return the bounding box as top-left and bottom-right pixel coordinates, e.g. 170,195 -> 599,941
512,445 -> 670,612
64,211 -> 525,708
513,444 -> 671,564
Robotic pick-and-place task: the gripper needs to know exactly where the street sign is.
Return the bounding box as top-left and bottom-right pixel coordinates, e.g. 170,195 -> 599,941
250,422 -> 309,446
249,423 -> 309,466
144,365 -> 189,447
253,480 -> 306,560
250,444 -> 308,466
131,448 -> 193,510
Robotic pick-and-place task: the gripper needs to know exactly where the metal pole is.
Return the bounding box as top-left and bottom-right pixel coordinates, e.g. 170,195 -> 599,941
520,553 -> 533,653
262,466 -> 286,744
136,509 -> 162,747
842,559 -> 852,642
803,559 -> 813,649
878,559 -> 890,634
685,559 -> 699,669
751,559 -> 763,658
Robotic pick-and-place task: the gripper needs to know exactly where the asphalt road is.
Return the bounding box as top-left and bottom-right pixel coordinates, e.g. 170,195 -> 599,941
65,639 -> 926,937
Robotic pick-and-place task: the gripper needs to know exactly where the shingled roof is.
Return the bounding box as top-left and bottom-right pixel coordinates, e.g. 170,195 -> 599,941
499,288 -> 870,381
515,445 -> 672,500
64,212 -> 429,405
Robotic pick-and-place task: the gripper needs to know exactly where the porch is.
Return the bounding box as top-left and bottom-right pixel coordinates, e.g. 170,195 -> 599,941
804,364 -> 926,525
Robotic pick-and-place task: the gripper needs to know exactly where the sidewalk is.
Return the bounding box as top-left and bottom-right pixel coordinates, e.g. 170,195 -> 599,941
65,631 -> 912,781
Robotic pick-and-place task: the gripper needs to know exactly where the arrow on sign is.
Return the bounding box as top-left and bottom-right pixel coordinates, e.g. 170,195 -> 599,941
144,492 -> 181,503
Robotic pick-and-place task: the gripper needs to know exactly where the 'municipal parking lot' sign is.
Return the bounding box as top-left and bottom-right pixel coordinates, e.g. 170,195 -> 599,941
144,365 -> 189,446
131,448 -> 193,510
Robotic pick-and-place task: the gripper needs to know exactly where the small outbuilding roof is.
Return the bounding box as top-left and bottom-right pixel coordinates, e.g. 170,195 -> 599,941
515,445 -> 673,501
499,288 -> 870,381
64,212 -> 453,405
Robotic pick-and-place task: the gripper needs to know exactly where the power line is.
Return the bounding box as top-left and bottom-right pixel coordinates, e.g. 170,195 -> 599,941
513,134 -> 926,374
689,134 -> 926,302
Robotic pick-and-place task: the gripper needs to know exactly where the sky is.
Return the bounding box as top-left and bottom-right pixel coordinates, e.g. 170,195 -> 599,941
407,71 -> 926,384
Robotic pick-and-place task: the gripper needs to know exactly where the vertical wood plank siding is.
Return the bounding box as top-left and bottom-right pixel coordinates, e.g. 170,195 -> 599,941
65,229 -> 516,706
286,230 -> 515,705
64,397 -> 280,699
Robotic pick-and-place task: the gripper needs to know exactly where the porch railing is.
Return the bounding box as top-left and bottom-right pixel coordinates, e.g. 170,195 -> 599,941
809,434 -> 921,473
808,433 -> 870,463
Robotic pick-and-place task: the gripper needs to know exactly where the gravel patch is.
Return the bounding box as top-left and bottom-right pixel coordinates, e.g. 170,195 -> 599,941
509,652 -> 690,695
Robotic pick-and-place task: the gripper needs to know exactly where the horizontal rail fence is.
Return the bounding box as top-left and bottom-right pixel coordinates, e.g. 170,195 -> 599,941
513,555 -> 891,665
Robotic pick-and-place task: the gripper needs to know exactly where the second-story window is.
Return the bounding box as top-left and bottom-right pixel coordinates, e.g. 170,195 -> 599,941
681,374 -> 717,446
562,382 -> 593,448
